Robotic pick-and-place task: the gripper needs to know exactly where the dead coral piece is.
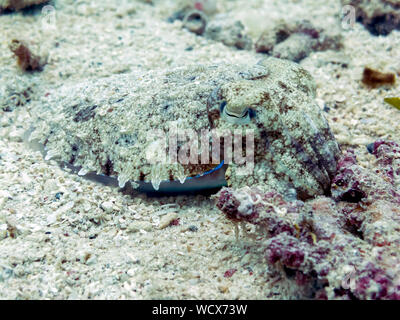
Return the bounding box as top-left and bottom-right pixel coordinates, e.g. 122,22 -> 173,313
204,14 -> 252,50
272,33 -> 314,63
362,67 -> 396,88
9,39 -> 47,72
255,20 -> 342,62
334,140 -> 400,199
255,20 -> 315,54
216,140 -> 400,299
342,0 -> 400,36
168,5 -> 250,50
0,0 -> 48,11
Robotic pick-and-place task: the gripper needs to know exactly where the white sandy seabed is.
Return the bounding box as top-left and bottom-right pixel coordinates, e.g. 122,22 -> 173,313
0,0 -> 399,299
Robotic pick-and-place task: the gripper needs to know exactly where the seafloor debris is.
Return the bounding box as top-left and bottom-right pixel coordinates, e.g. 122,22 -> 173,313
362,67 -> 396,88
183,10 -> 207,35
9,39 -> 47,72
0,0 -> 48,12
204,14 -> 253,50
29,57 -> 339,198
333,140 -> 400,202
216,140 -> 400,299
168,4 -> 252,50
384,97 -> 400,110
342,0 -> 400,36
158,212 -> 178,229
255,20 -> 342,62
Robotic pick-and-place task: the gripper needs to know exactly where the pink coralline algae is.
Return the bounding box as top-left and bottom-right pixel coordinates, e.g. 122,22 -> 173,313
215,140 -> 400,299
224,268 -> 237,278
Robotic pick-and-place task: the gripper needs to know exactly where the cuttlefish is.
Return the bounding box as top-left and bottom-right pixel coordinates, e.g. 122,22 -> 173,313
28,57 -> 340,199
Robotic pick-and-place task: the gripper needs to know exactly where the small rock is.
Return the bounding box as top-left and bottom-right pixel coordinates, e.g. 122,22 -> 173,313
272,33 -> 314,63
101,201 -> 117,213
188,225 -> 198,232
183,10 -> 207,35
128,221 -> 153,233
127,269 -> 135,277
86,255 -> 97,266
8,129 -> 24,142
218,284 -> 229,293
241,254 -> 251,266
158,212 -> 178,229
204,15 -> 252,50
55,192 -> 63,200
46,214 -> 57,225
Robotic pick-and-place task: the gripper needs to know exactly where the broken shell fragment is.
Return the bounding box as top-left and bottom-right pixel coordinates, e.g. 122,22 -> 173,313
384,97 -> 400,110
183,10 -> 207,35
255,19 -> 342,62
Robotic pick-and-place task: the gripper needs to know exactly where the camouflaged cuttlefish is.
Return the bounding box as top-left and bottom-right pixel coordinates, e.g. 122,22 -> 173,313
29,57 -> 341,199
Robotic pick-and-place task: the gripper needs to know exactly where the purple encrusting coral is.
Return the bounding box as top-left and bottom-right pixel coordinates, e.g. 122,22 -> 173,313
332,140 -> 400,204
216,140 -> 400,299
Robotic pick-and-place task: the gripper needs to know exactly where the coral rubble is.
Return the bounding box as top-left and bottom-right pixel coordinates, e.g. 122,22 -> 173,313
216,140 -> 400,299
204,14 -> 253,50
255,20 -> 342,62
342,0 -> 400,36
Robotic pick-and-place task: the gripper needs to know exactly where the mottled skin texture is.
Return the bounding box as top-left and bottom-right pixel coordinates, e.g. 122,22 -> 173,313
31,58 -> 340,198
211,58 -> 341,199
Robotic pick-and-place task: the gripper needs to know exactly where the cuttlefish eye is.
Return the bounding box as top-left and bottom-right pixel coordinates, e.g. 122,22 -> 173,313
218,80 -> 261,125
220,101 -> 256,124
